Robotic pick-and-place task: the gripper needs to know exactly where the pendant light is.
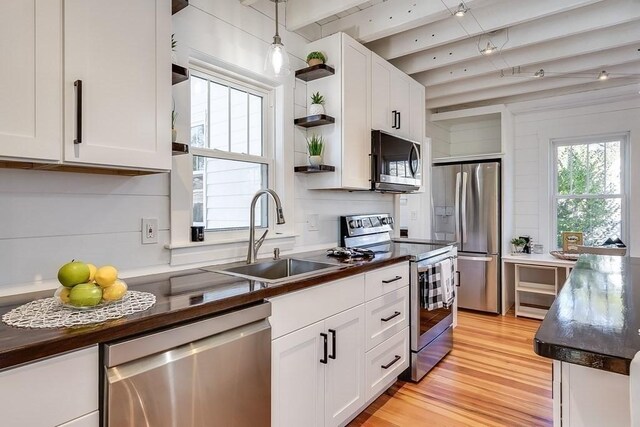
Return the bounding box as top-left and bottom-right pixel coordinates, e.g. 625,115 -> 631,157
264,0 -> 290,78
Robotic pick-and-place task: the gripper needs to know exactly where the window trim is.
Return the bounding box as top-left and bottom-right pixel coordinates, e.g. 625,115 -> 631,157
550,132 -> 629,250
189,66 -> 276,236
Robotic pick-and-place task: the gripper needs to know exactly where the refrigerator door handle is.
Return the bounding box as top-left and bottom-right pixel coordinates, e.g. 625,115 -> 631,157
458,255 -> 493,262
454,172 -> 461,245
461,172 -> 468,244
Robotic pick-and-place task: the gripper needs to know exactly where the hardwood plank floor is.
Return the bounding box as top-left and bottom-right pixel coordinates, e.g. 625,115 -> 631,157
349,310 -> 552,427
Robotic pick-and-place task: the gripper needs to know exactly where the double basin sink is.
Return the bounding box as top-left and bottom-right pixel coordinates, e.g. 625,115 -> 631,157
213,258 -> 342,284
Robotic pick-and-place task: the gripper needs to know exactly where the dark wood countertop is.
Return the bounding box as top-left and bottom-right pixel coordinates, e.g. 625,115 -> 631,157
0,248 -> 413,370
534,255 -> 640,375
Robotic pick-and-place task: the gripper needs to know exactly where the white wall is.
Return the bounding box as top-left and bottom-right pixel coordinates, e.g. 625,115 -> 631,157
449,118 -> 501,157
512,98 -> 640,256
426,116 -> 450,159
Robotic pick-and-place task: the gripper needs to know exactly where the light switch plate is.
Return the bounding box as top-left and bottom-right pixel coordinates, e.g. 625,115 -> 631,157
307,214 -> 319,231
142,218 -> 158,244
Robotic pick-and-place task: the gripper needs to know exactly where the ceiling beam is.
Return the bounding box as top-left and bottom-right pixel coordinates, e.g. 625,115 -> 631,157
414,20 -> 640,87
285,0 -> 371,31
368,0 -> 602,60
425,61 -> 640,109
318,0 -> 500,44
393,0 -> 640,75
424,45 -> 640,99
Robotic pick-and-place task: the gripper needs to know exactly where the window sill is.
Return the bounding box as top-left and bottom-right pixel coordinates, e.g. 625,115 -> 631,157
167,232 -> 298,266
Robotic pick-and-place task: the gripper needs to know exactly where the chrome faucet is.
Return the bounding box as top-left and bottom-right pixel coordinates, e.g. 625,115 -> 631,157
247,189 -> 285,264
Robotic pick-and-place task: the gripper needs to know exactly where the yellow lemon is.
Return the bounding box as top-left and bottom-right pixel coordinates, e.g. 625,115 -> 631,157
87,263 -> 97,282
56,286 -> 71,303
102,279 -> 127,302
95,265 -> 118,288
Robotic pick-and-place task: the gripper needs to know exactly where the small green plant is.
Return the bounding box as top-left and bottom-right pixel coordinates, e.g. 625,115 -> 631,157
171,110 -> 178,129
511,238 -> 526,247
306,134 -> 324,156
310,92 -> 325,105
171,34 -> 177,51
306,51 -> 326,64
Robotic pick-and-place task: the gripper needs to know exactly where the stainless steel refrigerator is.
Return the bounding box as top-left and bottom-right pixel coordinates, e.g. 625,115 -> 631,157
431,162 -> 500,313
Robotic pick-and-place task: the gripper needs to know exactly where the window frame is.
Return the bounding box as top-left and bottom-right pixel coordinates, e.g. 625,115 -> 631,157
550,132 -> 629,250
189,67 -> 275,235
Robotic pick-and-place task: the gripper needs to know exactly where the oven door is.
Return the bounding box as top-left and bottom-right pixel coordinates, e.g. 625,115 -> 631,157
410,256 -> 455,352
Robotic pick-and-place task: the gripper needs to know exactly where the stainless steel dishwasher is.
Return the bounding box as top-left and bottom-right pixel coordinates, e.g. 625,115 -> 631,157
103,302 -> 271,427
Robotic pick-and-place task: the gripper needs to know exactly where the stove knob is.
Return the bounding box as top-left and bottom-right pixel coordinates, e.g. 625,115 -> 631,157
356,220 -> 362,228
381,217 -> 389,225
349,220 -> 357,228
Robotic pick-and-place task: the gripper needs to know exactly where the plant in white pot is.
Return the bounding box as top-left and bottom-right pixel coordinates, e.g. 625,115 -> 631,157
511,238 -> 526,254
171,109 -> 178,142
306,51 -> 326,67
309,92 -> 325,116
306,134 -> 324,167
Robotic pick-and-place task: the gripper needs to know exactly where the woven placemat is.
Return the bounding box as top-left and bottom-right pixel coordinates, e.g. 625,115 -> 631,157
2,290 -> 156,329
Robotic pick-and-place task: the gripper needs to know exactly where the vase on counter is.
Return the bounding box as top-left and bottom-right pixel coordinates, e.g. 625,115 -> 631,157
309,155 -> 322,167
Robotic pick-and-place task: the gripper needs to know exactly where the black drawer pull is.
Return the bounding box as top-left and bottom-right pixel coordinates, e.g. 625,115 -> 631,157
329,329 -> 336,360
74,80 -> 82,144
381,355 -> 401,369
320,333 -> 328,364
456,271 -> 461,287
382,276 -> 402,284
381,311 -> 401,322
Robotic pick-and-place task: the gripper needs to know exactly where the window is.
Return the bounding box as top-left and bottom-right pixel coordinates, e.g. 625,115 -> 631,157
552,134 -> 628,248
190,70 -> 272,231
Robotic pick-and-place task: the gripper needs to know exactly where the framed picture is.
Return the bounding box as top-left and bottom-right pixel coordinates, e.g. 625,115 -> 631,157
562,232 -> 584,253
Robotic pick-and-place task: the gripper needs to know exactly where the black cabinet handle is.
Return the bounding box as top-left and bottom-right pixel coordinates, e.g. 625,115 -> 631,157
381,355 -> 401,369
397,111 -> 401,129
329,329 -> 336,360
382,276 -> 402,284
456,271 -> 461,287
74,80 -> 82,144
392,110 -> 397,128
381,311 -> 401,322
320,333 -> 328,364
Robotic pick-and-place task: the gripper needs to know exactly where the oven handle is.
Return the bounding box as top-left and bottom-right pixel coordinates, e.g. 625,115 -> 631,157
458,255 -> 492,262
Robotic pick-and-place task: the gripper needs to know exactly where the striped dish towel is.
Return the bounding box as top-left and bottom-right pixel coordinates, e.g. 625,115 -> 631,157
421,258 -> 456,311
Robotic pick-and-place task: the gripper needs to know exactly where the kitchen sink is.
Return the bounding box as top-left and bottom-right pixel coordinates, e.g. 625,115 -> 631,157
213,258 -> 341,283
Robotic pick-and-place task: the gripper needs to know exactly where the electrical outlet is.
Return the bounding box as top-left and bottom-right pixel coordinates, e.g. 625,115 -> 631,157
307,214 -> 319,231
142,218 -> 158,244
410,211 -> 418,221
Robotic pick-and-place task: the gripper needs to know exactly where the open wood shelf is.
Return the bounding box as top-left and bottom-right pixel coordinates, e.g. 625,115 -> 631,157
295,64 -> 335,82
172,142 -> 189,155
294,165 -> 335,174
172,64 -> 189,85
515,304 -> 548,320
172,0 -> 188,14
294,114 -> 335,128
516,281 -> 556,295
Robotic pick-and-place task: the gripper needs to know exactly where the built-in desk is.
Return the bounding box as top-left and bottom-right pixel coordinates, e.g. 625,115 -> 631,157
502,253 -> 575,318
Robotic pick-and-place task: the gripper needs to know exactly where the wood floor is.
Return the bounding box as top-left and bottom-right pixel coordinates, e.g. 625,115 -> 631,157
349,310 -> 552,427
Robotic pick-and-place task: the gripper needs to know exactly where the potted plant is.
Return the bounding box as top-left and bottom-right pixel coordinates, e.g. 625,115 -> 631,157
306,51 -> 326,67
511,238 -> 526,254
171,34 -> 177,63
309,92 -> 325,116
171,109 -> 178,142
306,134 -> 324,166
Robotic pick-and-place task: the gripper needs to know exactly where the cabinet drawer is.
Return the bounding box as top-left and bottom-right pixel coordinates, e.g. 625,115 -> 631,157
0,346 -> 99,427
365,262 -> 409,301
365,286 -> 409,351
365,327 -> 409,401
269,274 -> 365,339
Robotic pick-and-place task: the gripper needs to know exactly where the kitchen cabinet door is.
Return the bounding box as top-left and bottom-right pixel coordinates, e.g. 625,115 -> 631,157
0,1 -> 61,162
63,0 -> 171,171
324,305 -> 366,427
409,79 -> 425,143
390,71 -> 411,139
272,321 -> 326,427
371,53 -> 392,133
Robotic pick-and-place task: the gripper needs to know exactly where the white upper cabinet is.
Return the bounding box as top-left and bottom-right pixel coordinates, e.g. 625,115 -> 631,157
0,1 -> 62,162
64,0 -> 171,171
371,52 -> 424,143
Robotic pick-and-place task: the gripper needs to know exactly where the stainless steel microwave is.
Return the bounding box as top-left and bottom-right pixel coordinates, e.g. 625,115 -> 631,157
371,130 -> 422,193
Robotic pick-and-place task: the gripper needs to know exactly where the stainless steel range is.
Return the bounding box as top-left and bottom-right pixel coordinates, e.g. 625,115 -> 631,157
340,214 -> 457,382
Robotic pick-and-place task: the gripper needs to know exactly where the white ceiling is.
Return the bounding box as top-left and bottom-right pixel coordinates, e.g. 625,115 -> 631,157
277,0 -> 640,112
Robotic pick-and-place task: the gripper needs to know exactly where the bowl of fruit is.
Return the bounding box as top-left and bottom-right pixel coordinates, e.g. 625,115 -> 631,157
55,260 -> 128,309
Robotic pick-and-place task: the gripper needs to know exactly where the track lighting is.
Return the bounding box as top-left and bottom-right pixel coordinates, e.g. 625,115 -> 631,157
480,41 -> 497,55
533,69 -> 545,78
454,3 -> 469,17
598,70 -> 609,80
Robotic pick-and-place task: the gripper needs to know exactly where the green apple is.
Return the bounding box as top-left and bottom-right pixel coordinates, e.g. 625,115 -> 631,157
57,260 -> 90,288
69,282 -> 103,307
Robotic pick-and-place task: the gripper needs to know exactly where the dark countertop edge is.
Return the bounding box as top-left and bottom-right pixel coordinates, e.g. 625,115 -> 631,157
0,255 -> 411,370
534,336 -> 630,375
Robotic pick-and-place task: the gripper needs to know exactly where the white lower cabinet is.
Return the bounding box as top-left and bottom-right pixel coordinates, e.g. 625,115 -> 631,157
365,327 -> 409,401
0,346 -> 99,427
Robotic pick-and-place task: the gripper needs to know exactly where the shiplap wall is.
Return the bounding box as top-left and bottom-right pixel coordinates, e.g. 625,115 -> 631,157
448,118 -> 501,157
513,98 -> 640,256
0,170 -> 170,288
426,119 -> 450,159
